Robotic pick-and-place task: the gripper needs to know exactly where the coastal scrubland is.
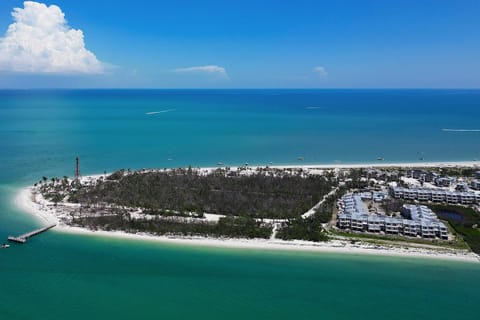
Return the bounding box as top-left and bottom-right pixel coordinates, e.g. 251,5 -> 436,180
72,214 -> 273,239
39,167 -> 338,239
70,168 -> 336,219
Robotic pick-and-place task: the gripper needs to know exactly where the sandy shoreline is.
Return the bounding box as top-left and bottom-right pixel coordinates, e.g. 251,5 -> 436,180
201,160 -> 480,170
12,182 -> 480,263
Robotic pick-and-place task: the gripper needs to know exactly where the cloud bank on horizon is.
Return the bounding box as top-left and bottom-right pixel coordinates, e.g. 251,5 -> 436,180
173,65 -> 228,78
0,1 -> 104,74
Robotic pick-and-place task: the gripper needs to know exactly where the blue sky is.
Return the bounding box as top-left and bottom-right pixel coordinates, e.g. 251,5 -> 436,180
0,0 -> 479,88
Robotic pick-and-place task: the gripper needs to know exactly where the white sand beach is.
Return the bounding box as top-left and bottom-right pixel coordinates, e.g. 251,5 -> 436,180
211,160 -> 480,171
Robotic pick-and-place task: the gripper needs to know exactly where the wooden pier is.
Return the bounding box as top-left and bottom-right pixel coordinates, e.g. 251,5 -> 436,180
8,224 -> 57,244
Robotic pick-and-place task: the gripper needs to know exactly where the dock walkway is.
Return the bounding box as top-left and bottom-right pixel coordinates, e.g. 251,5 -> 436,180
8,224 -> 57,243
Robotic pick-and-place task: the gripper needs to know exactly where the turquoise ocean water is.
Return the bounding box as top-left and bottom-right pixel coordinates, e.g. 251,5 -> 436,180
0,89 -> 479,319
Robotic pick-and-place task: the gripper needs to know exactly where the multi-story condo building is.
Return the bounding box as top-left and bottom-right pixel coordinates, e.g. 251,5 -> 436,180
391,187 -> 479,205
338,196 -> 448,240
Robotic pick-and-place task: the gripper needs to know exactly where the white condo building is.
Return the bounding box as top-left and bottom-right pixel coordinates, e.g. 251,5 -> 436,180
338,194 -> 448,239
392,187 -> 479,205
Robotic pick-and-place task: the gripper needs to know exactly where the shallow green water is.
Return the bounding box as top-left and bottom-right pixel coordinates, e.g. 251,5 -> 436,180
1,90 -> 480,319
1,227 -> 479,320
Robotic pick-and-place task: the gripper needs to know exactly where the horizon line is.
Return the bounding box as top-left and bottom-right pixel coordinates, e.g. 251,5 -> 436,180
1,87 -> 480,91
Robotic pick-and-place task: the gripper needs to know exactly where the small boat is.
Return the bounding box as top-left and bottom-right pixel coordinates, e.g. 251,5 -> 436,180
377,157 -> 384,161
217,162 -> 224,166
297,157 -> 304,161
1,244 -> 10,249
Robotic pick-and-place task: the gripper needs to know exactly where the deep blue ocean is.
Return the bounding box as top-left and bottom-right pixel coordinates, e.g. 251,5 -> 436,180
0,89 -> 479,319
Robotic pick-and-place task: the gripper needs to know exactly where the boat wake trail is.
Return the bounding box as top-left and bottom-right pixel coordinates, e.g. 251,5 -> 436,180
442,128 -> 480,132
145,109 -> 176,115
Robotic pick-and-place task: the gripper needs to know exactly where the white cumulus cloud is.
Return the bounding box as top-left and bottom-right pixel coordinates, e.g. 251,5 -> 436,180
0,1 -> 104,74
173,65 -> 228,78
313,66 -> 328,77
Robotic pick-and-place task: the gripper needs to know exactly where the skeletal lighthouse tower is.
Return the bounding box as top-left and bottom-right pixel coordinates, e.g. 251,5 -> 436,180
74,157 -> 80,182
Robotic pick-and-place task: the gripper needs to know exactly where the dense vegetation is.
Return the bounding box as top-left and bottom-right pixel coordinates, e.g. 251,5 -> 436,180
276,214 -> 328,242
431,204 -> 480,254
314,187 -> 346,223
70,168 -> 336,219
277,188 -> 345,242
72,215 -> 272,239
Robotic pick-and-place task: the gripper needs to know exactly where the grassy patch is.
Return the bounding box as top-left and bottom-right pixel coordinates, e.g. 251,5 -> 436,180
328,229 -> 468,250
